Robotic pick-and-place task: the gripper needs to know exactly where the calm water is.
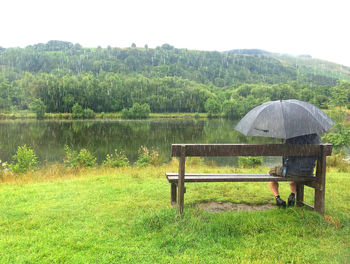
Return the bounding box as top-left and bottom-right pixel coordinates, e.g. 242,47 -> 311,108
0,119 -> 280,166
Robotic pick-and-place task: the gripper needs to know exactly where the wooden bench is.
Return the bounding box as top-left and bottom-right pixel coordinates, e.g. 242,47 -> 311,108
166,144 -> 333,214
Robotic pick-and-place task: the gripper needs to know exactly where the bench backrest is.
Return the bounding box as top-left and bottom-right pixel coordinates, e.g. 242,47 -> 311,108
171,144 -> 332,157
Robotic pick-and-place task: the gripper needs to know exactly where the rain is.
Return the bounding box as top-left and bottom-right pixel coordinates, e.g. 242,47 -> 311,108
0,0 -> 350,262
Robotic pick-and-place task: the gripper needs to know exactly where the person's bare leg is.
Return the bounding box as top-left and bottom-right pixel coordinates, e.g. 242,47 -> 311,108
289,181 -> 296,194
269,181 -> 279,197
269,181 -> 286,207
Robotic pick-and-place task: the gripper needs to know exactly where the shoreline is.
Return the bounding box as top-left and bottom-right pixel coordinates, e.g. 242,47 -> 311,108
0,112 -> 208,120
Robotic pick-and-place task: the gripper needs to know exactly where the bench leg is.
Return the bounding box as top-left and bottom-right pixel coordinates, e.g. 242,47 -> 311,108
296,183 -> 304,206
314,147 -> 326,215
178,145 -> 186,214
171,183 -> 177,206
314,186 -> 325,215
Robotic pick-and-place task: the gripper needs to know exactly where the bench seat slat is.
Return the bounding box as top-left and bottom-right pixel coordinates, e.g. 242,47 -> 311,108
166,173 -> 316,183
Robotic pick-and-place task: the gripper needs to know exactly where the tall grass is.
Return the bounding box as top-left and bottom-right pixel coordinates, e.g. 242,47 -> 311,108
0,162 -> 349,263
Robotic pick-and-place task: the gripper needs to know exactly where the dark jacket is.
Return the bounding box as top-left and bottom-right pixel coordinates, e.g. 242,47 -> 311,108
284,134 -> 321,176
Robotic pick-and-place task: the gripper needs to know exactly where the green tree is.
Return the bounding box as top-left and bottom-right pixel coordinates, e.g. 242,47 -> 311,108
72,103 -> 84,119
222,99 -> 245,120
83,108 -> 95,119
29,98 -> 46,119
323,81 -> 350,151
204,98 -> 221,117
122,103 -> 151,119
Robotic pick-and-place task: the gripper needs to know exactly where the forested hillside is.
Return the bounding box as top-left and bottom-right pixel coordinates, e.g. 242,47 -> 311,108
0,40 -> 349,115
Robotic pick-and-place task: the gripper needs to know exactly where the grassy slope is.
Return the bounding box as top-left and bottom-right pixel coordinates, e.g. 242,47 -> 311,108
0,163 -> 349,264
271,54 -> 350,82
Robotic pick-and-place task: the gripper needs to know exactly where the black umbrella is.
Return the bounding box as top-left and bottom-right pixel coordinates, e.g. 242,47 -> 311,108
235,99 -> 334,139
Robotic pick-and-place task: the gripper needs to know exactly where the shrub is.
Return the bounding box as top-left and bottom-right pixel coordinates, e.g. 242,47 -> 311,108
327,152 -> 350,172
135,146 -> 159,167
323,130 -> 350,152
205,98 -> 221,117
103,149 -> 129,167
150,150 -> 159,166
72,103 -> 84,119
187,157 -> 203,166
238,156 -> 263,168
324,83 -> 350,152
122,103 -> 151,119
9,145 -> 38,173
83,108 -> 95,119
0,159 -> 10,178
64,145 -> 97,168
29,98 -> 46,119
222,99 -> 245,120
121,108 -> 130,119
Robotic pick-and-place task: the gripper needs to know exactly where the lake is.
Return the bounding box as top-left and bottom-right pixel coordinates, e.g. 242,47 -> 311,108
0,119 -> 281,166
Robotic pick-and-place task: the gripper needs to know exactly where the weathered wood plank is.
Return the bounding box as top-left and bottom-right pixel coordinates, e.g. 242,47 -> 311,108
171,144 -> 332,157
304,181 -> 320,189
297,201 -> 314,210
178,145 -> 186,214
296,183 -> 304,205
171,183 -> 177,206
314,145 -> 327,215
166,173 -> 316,183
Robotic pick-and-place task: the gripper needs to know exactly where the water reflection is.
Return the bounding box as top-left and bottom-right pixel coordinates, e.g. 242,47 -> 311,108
0,119 -> 280,165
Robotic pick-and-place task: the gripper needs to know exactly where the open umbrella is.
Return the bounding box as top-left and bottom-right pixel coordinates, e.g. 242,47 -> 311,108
235,99 -> 334,139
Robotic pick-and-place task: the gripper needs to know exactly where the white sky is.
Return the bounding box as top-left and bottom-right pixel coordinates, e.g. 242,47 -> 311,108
1,0 -> 350,66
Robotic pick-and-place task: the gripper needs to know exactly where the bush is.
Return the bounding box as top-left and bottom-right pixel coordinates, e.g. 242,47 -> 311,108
222,99 -> 245,120
205,98 -> 221,117
72,103 -> 84,119
322,130 -> 350,152
238,156 -> 263,168
121,108 -> 130,119
135,146 -> 158,167
324,83 -> 350,152
122,103 -> 151,119
83,108 -> 95,119
187,157 -> 203,165
102,149 -> 129,167
150,150 -> 159,166
9,145 -> 38,173
64,145 -> 97,167
327,152 -> 350,172
0,159 -> 10,178
29,98 -> 46,119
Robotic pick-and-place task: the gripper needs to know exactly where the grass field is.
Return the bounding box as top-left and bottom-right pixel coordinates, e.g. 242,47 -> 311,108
0,162 -> 349,263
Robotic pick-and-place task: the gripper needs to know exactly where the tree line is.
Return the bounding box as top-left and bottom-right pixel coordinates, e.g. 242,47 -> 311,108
0,41 -> 349,117
2,70 -> 346,114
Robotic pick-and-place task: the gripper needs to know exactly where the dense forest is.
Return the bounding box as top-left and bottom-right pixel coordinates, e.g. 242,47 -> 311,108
0,40 -> 349,116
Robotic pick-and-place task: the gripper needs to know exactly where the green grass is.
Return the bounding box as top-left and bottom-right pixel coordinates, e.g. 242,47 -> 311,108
0,164 -> 349,263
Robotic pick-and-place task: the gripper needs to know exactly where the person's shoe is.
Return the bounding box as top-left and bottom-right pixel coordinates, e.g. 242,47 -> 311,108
276,197 -> 286,208
288,193 -> 295,207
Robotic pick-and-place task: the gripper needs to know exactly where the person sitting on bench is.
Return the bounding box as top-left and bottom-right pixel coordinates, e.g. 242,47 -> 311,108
268,133 -> 321,207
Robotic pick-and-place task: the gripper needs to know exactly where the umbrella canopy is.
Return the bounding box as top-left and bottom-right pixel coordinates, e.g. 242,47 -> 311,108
235,99 -> 334,139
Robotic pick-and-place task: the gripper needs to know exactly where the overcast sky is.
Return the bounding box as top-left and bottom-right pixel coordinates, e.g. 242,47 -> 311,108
2,0 -> 350,66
